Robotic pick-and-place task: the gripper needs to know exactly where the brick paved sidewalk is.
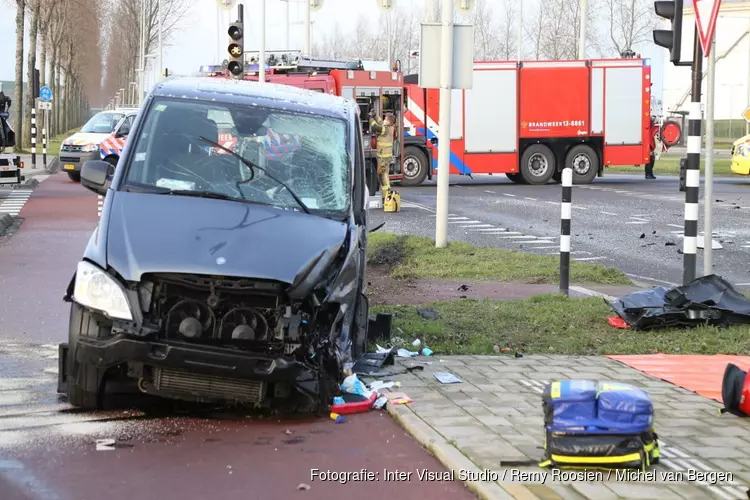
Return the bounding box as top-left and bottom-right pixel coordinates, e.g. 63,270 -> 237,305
379,355 -> 750,500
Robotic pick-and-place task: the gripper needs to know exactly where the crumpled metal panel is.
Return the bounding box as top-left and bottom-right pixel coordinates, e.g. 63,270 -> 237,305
607,275 -> 750,330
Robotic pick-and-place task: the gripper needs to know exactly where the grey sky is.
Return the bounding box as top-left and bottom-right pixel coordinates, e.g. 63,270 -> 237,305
0,0 -> 664,101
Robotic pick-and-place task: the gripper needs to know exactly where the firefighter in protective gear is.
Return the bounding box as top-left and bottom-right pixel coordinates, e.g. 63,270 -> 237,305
369,110 -> 395,195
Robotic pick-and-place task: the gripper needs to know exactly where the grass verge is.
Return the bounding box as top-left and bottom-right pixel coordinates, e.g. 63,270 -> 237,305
368,232 -> 631,285
372,295 -> 750,355
607,156 -> 733,176
16,127 -> 80,156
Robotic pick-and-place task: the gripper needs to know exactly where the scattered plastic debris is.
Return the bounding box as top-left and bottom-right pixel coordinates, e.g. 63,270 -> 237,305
373,396 -> 388,409
515,351 -> 523,358
340,373 -> 371,397
458,284 -> 470,292
95,439 -> 116,451
665,241 -> 675,246
329,412 -> 346,424
420,347 -> 433,356
434,372 -> 462,384
397,348 -> 419,357
639,233 -> 645,239
297,483 -> 311,491
369,380 -> 400,391
412,338 -> 421,347
332,396 -> 345,405
386,392 -> 413,405
284,429 -> 293,435
493,345 -> 500,353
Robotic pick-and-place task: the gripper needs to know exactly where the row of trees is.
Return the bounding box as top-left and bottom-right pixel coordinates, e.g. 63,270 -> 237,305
10,0 -> 188,153
12,0 -> 104,151
314,0 -> 656,71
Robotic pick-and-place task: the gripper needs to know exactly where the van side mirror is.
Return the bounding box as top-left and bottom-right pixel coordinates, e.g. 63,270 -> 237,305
80,160 -> 111,196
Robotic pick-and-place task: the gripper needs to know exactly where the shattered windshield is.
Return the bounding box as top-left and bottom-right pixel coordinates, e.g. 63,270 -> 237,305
81,112 -> 125,134
121,97 -> 350,213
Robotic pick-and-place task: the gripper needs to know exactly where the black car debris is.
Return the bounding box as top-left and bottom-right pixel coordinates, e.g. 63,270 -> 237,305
58,77 -> 371,413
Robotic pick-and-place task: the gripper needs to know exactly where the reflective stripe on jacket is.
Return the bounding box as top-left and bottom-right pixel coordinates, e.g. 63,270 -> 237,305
370,116 -> 393,158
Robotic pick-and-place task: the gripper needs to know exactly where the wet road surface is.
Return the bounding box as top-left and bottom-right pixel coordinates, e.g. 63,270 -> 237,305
0,173 -> 476,500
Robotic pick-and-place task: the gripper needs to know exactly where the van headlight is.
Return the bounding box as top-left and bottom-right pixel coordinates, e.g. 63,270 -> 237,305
81,144 -> 99,152
72,261 -> 133,321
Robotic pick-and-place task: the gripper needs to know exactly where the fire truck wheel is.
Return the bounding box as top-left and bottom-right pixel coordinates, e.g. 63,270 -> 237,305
566,145 -> 598,184
506,173 -> 525,184
401,147 -> 428,186
520,144 -> 556,185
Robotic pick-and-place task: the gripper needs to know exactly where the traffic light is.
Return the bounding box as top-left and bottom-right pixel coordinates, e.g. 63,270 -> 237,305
654,0 -> 683,65
227,21 -> 244,77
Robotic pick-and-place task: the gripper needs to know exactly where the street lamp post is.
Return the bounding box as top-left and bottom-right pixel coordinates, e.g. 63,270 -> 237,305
159,0 -> 163,79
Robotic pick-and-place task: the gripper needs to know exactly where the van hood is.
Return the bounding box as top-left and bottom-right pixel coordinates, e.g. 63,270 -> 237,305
63,132 -> 110,146
104,191 -> 349,287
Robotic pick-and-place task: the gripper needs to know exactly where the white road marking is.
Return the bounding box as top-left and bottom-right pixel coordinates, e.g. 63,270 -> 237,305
625,273 -> 678,286
502,193 -> 516,197
574,256 -> 607,261
466,224 -> 495,229
496,235 -> 534,239
572,206 -> 587,210
450,220 -> 483,224
667,223 -> 683,228
483,190 -> 495,194
0,190 -> 33,216
476,227 -> 508,232
600,211 -> 617,216
524,197 -> 538,201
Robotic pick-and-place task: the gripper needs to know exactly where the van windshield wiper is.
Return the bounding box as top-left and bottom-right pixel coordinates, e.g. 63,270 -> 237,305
197,135 -> 311,215
124,184 -> 266,206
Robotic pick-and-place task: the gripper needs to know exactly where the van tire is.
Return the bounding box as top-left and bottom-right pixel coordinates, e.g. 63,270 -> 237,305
68,171 -> 81,182
66,303 -> 109,410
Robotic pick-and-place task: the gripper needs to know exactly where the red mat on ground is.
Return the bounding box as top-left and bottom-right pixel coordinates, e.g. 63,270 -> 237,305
607,354 -> 750,403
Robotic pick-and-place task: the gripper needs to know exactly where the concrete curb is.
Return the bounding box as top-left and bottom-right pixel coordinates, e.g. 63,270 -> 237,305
0,214 -> 12,234
385,398 -> 544,500
19,177 -> 40,189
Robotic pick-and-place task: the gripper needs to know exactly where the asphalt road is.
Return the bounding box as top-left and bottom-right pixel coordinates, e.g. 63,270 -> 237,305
0,173 -> 476,500
372,172 -> 750,288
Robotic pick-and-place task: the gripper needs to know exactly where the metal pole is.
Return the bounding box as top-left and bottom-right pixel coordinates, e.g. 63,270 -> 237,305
259,0 -> 265,84
31,106 -> 36,168
517,0 -> 523,60
577,0 -> 588,59
139,0 -> 145,105
304,0 -> 311,56
42,112 -> 47,168
434,0 -> 454,248
560,168 -> 572,295
683,28 -> 703,285
284,0 -> 290,50
158,0 -> 163,80
42,111 -> 47,167
387,13 -> 392,68
747,16 -> 750,136
704,33 -> 716,276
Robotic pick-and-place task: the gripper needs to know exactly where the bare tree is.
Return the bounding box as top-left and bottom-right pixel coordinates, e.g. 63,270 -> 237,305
22,0 -> 40,148
101,0 -> 190,103
606,0 -> 655,56
13,0 -> 24,152
526,0 -> 602,60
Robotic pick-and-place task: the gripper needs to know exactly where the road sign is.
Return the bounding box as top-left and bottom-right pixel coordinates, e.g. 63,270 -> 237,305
38,101 -> 52,111
743,106 -> 750,123
693,0 -> 722,56
39,86 -> 52,102
310,0 -> 323,13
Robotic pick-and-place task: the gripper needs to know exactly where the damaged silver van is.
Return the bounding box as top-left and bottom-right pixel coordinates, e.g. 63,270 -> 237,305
58,77 -> 371,413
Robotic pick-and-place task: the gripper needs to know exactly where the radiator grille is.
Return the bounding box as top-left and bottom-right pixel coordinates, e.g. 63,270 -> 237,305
154,368 -> 266,404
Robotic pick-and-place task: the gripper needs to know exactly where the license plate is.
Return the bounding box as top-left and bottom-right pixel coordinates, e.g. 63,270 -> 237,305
64,164 -> 75,170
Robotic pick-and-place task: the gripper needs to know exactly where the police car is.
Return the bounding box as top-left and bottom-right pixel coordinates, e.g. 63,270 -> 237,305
59,108 -> 138,182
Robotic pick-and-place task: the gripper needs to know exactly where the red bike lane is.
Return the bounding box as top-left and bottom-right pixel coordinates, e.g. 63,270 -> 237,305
0,173 -> 475,500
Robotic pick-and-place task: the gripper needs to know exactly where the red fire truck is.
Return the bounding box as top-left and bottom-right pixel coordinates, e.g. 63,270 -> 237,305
402,57 -> 681,185
199,52 -> 434,194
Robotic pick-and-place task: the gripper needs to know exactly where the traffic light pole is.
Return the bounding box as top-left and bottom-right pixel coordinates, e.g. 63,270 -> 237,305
683,27 -> 703,285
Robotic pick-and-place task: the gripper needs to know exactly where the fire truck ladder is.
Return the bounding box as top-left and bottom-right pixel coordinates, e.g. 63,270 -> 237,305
243,50 -> 364,74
